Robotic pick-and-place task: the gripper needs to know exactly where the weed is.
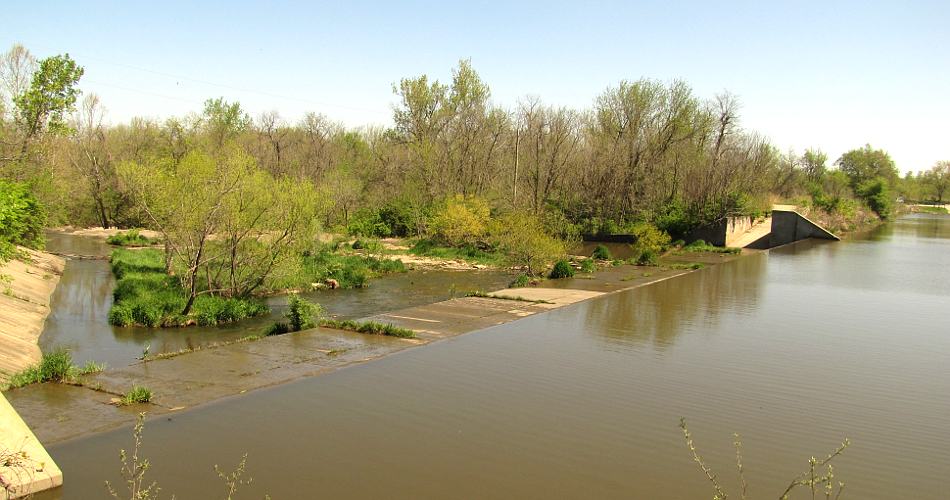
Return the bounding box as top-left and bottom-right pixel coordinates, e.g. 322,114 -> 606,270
465,290 -> 553,304
119,386 -> 152,406
4,348 -> 105,389
509,274 -> 531,288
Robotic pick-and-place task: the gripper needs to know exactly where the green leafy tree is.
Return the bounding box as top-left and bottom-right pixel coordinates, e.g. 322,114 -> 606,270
835,144 -> 899,189
0,179 -> 46,259
14,53 -> 84,140
921,161 -> 950,202
489,212 -> 565,276
429,194 -> 491,247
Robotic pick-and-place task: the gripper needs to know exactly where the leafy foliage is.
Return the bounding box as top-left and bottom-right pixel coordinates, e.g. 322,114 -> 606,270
548,260 -> 575,279
429,195 -> 491,247
489,212 -> 565,276
0,179 -> 45,260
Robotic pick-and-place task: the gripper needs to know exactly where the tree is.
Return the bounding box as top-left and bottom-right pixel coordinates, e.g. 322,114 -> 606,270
835,144 -> 899,188
489,212 -> 565,276
201,97 -> 250,148
14,53 -> 84,140
0,44 -> 37,118
801,148 -> 827,181
922,161 -> 950,202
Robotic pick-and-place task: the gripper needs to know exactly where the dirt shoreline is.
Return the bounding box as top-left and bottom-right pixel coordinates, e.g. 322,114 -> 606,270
0,248 -> 65,383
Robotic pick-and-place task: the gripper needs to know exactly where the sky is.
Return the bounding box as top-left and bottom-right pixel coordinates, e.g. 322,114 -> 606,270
4,0 -> 948,173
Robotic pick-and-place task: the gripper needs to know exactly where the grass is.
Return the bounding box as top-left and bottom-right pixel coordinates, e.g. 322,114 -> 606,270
679,240 -> 742,254
118,385 -> 152,405
408,239 -> 504,266
579,258 -> 596,273
4,349 -> 105,390
319,318 -> 416,338
271,246 -> 407,290
465,290 -> 553,304
106,229 -> 157,247
108,248 -> 269,327
669,262 -> 706,270
509,274 -> 532,288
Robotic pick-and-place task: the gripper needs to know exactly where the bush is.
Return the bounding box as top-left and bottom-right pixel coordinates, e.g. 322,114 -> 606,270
591,244 -> 611,260
0,180 -> 46,260
629,222 -> 671,260
429,195 -> 491,247
287,293 -> 322,331
347,208 -> 392,238
549,260 -> 575,279
635,249 -> 658,266
856,177 -> 893,219
489,212 -> 565,276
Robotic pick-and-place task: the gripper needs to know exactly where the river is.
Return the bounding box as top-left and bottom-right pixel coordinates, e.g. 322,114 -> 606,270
37,214 -> 950,498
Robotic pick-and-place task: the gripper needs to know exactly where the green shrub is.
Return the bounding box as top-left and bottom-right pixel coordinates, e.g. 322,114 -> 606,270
489,212 -> 566,276
429,195 -> 490,247
120,385 -> 152,405
264,322 -> 291,336
636,249 -> 658,266
287,293 -> 323,331
629,223 -> 671,261
591,244 -> 611,260
549,260 -> 575,279
681,241 -> 741,254
856,177 -> 893,219
580,259 -> 596,273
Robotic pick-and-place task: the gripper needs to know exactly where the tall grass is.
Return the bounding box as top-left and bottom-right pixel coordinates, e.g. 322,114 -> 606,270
270,246 -> 407,290
106,229 -> 157,247
319,318 -> 416,338
4,348 -> 105,389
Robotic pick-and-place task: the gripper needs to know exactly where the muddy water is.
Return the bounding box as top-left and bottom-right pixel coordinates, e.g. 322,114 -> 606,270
40,232 -> 512,367
41,215 -> 950,499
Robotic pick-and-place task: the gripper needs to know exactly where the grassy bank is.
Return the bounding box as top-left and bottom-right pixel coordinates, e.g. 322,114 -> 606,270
408,239 -> 503,266
108,248 -> 268,327
912,205 -> 949,214
270,246 -> 407,290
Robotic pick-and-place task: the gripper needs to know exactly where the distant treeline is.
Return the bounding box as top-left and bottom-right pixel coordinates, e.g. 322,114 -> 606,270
1,44 -> 948,247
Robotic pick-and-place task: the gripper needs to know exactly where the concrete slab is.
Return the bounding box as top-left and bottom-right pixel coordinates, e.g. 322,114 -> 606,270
0,392 -> 62,498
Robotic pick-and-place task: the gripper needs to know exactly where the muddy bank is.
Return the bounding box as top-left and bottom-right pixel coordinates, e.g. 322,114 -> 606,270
0,248 -> 65,382
6,250 -> 744,446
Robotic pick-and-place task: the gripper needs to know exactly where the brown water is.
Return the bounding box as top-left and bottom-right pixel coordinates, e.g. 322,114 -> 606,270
40,215 -> 950,498
40,232 -> 512,367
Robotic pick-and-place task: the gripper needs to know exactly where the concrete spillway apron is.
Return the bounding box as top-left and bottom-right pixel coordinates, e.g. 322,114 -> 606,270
0,391 -> 62,498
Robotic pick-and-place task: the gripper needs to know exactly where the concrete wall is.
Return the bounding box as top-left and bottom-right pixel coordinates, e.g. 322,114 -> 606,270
769,210 -> 839,247
0,392 -> 62,498
686,215 -> 756,247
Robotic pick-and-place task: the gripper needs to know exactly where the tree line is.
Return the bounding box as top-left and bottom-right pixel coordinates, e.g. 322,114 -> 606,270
2,43 -> 948,260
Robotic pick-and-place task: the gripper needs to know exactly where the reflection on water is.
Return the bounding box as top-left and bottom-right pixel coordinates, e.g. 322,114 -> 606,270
41,214 -> 950,499
40,232 -> 512,367
583,253 -> 767,349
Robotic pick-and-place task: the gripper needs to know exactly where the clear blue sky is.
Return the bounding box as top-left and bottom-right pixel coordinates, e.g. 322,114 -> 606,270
5,0 -> 948,172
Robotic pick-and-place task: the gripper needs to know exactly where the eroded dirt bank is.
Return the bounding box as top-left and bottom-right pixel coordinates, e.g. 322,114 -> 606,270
0,248 -> 65,383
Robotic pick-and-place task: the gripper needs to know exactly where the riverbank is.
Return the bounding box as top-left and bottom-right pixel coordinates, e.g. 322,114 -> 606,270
0,248 -> 65,383
5,249 -> 746,446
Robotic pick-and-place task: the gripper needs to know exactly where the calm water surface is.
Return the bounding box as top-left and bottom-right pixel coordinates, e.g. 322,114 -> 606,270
42,215 -> 950,498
